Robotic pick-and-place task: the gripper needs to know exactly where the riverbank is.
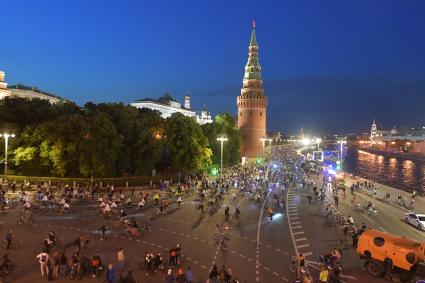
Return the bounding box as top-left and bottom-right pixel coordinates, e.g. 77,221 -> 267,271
342,172 -> 425,213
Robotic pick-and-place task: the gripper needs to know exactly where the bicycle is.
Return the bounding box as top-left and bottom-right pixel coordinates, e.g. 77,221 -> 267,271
289,256 -> 297,273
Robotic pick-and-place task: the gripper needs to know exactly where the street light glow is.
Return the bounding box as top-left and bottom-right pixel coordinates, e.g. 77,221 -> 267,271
302,138 -> 310,146
0,132 -> 15,179
217,134 -> 228,175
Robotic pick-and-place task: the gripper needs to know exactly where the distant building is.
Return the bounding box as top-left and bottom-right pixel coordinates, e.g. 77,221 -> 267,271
367,119 -> 425,154
0,71 -> 11,99
131,93 -> 213,125
0,70 -> 70,104
196,107 -> 213,125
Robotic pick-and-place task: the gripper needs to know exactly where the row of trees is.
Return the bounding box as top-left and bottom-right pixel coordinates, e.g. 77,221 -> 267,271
0,97 -> 241,177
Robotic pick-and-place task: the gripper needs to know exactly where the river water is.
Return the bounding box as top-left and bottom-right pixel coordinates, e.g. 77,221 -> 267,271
343,147 -> 425,193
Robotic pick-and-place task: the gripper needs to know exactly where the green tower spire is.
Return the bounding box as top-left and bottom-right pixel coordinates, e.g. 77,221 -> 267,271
250,24 -> 257,47
244,21 -> 261,80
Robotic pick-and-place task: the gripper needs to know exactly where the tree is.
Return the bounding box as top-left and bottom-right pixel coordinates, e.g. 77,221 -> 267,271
165,113 -> 212,174
202,113 -> 241,167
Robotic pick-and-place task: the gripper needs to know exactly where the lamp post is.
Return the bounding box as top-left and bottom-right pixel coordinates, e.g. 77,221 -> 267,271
338,139 -> 347,168
217,134 -> 228,175
316,138 -> 322,151
260,137 -> 268,154
0,132 -> 15,180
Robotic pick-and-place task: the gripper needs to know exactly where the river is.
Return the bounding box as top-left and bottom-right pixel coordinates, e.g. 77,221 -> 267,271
343,147 -> 425,193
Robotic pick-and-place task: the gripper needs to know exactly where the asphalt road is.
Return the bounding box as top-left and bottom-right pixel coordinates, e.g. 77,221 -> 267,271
1,170 -> 421,283
0,187 -> 294,283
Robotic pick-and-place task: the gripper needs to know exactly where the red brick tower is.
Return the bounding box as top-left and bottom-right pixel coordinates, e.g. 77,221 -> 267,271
237,22 -> 268,159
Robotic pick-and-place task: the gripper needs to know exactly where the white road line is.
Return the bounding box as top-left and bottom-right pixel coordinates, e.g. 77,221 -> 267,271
291,221 -> 301,225
297,244 -> 310,249
295,237 -> 307,242
303,252 -> 313,257
293,231 -> 304,235
292,225 -> 303,229
255,192 -> 269,282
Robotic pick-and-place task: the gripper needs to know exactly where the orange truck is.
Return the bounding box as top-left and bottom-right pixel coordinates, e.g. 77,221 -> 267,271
357,229 -> 425,281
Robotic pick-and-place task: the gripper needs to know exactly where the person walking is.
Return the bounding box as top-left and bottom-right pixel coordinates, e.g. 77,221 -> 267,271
59,252 -> 68,278
164,268 -> 175,283
5,231 -> 12,250
209,264 -> 218,282
117,248 -> 125,270
52,252 -> 60,279
185,266 -> 193,283
106,264 -> 116,283
36,251 -> 49,277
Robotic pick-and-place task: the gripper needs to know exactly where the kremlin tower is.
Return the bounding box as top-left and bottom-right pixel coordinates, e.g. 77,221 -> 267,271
237,22 -> 268,159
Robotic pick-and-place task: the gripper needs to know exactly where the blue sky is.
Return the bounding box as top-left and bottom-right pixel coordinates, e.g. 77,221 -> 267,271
1,0 -> 425,134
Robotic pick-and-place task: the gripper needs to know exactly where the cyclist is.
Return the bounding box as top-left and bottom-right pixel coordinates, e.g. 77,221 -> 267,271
5,231 -> 12,250
234,208 -> 240,219
48,231 -> 57,247
0,254 -> 11,274
267,207 -> 273,221
98,225 -> 107,240
224,207 -> 230,221
153,193 -> 160,205
154,253 -> 163,271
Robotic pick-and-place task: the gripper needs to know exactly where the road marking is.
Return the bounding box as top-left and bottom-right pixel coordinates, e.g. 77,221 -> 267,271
255,191 -> 269,282
295,237 -> 307,242
297,244 -> 310,249
303,252 -> 313,257
291,221 -> 301,225
292,225 -> 303,229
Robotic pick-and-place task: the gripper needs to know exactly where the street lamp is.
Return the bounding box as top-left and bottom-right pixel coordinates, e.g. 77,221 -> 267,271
217,134 -> 228,175
338,139 -> 347,166
260,137 -> 268,154
0,132 -> 15,180
316,138 -> 322,151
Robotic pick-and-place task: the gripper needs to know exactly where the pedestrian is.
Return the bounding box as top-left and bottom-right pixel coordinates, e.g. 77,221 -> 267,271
117,248 -> 125,270
225,267 -> 233,282
169,247 -> 176,267
175,244 -> 181,265
52,252 -> 60,279
209,264 -> 218,282
218,265 -> 226,282
352,231 -> 359,248
333,195 -> 339,207
307,195 -> 312,205
131,186 -> 135,196
36,251 -> 49,277
303,271 -> 313,283
176,268 -> 185,283
185,266 -> 193,283
59,252 -> 68,278
343,225 -> 349,242
318,266 -> 329,283
5,230 -> 12,250
106,263 -> 116,283
165,268 -> 175,283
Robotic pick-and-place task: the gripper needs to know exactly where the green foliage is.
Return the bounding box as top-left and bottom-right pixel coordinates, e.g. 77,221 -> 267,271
165,113 -> 212,174
202,113 -> 241,167
2,97 -> 219,177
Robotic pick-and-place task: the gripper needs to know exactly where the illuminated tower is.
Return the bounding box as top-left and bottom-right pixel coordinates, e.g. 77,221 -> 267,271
237,22 -> 268,159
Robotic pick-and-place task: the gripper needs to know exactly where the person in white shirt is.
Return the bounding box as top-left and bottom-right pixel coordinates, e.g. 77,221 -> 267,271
36,252 -> 49,277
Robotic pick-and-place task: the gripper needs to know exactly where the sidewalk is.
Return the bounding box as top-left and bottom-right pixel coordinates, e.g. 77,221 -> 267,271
342,173 -> 425,214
